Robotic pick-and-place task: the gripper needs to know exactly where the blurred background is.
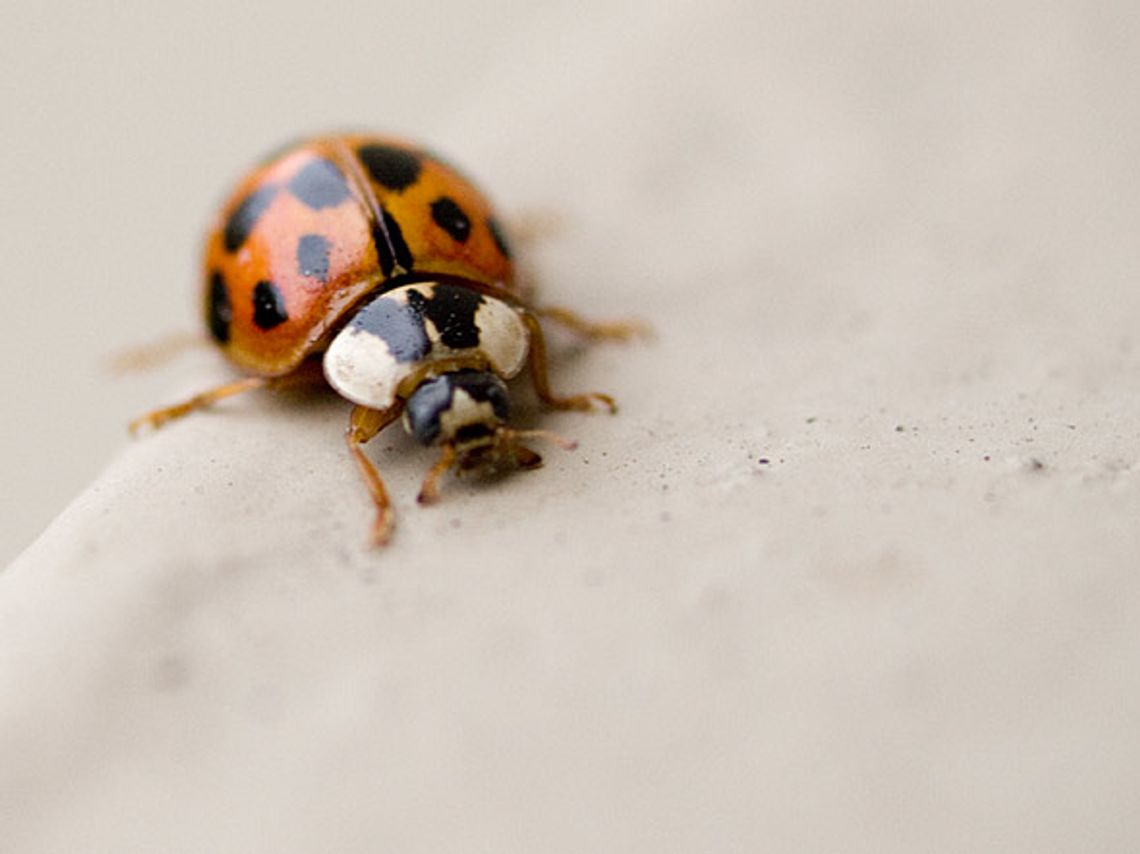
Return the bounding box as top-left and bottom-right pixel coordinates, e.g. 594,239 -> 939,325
2,2 -> 1137,560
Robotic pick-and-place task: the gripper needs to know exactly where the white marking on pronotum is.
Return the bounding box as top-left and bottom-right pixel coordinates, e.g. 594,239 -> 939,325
472,297 -> 528,378
323,318 -> 403,408
323,282 -> 530,410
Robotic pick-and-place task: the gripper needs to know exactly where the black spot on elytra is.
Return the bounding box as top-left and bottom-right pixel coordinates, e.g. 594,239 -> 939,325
358,144 -> 422,191
207,271 -> 232,343
486,216 -> 511,259
348,296 -> 430,364
223,185 -> 277,252
371,207 -> 414,277
288,158 -> 350,210
297,233 -> 330,282
406,283 -> 483,350
430,196 -> 471,243
252,280 -> 288,330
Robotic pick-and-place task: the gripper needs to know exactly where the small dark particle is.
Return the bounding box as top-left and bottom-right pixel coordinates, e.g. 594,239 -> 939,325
757,458 -> 770,465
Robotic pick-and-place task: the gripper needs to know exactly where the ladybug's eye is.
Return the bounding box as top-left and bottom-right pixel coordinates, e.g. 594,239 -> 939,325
404,375 -> 451,445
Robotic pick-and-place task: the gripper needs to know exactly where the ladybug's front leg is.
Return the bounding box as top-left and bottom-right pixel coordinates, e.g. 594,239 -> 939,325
345,403 -> 403,546
416,443 -> 458,505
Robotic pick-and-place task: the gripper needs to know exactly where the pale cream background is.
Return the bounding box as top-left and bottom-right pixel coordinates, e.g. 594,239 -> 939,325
3,2 -> 1140,852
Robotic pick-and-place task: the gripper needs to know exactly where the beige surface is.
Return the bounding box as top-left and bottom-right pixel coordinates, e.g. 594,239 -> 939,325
4,2 -> 1140,851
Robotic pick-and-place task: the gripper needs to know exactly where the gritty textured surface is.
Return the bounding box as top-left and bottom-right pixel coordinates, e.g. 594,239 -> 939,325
3,2 -> 1140,852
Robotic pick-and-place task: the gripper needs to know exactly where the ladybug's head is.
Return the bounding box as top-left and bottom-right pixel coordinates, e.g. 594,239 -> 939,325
403,370 -> 508,451
403,369 -> 575,473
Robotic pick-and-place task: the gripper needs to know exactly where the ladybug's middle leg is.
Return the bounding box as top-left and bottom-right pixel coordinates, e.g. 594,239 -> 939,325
129,376 -> 269,434
345,403 -> 403,546
519,311 -> 617,414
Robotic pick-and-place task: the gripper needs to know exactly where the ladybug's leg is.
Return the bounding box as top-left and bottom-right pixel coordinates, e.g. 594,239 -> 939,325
532,306 -> 649,342
129,376 -> 268,434
345,403 -> 403,546
416,443 -> 458,505
519,312 -> 617,413
109,331 -> 205,374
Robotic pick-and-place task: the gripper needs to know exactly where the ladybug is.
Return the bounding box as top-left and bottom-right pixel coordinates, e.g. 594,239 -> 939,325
131,134 -> 637,544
